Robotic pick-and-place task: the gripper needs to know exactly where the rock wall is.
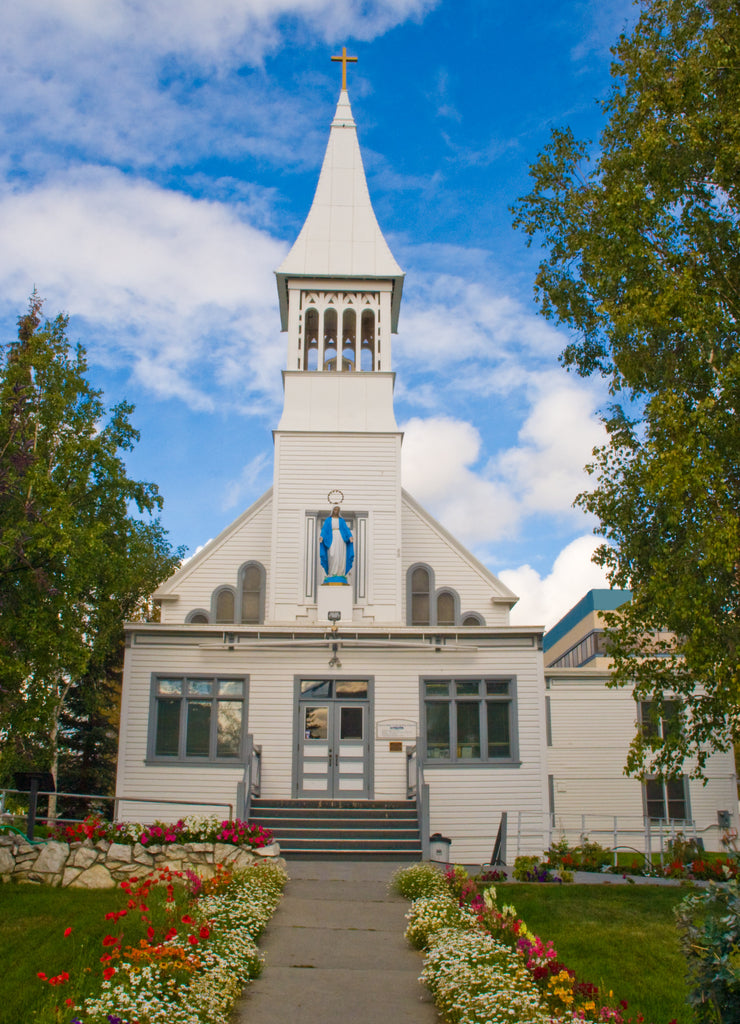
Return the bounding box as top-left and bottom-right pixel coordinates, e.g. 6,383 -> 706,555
0,834 -> 282,888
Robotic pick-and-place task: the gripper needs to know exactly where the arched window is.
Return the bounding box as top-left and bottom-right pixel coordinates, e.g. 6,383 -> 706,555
462,613 -> 484,626
323,308 -> 338,370
408,565 -> 433,625
238,561 -> 265,624
186,609 -> 210,624
360,310 -> 375,371
213,587 -> 235,624
304,308 -> 319,371
436,591 -> 456,626
342,308 -> 356,371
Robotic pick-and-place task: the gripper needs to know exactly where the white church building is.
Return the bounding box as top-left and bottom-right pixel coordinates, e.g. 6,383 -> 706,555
115,65 -> 736,862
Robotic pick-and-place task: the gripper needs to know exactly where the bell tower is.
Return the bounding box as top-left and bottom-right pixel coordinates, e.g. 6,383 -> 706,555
269,55 -> 405,624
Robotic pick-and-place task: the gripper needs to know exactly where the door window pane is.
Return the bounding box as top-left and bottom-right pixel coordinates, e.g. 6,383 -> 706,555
425,702 -> 449,758
155,699 -> 180,756
340,706 -> 363,740
304,706 -> 328,739
487,702 -> 510,757
456,702 -> 481,759
217,701 -> 242,757
186,701 -> 211,757
336,680 -> 368,698
301,679 -> 332,697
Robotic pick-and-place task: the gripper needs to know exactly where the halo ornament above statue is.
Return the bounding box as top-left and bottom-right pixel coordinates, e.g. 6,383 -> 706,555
327,489 -> 344,505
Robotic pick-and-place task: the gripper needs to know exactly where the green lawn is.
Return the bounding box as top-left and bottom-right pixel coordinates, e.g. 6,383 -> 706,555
495,882 -> 692,1024
0,879 -> 187,1024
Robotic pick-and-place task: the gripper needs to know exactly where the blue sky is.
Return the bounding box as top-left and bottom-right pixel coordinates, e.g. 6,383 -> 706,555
0,0 -> 639,629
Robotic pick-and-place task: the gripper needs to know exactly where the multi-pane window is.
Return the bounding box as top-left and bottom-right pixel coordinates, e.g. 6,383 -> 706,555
411,567 -> 431,625
548,630 -> 605,668
151,676 -> 246,762
240,564 -> 263,624
423,678 -> 515,763
644,777 -> 689,822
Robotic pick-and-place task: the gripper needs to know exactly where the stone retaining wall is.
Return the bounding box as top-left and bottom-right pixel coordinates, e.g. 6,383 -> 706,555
0,834 -> 282,888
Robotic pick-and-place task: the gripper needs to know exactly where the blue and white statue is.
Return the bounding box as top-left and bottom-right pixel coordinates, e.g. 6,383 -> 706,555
320,505 -> 354,582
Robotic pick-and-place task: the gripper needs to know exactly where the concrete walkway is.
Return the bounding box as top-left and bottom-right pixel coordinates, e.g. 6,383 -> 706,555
234,860 -> 439,1024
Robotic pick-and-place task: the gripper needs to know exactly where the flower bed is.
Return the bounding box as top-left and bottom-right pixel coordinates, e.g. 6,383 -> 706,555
0,816 -> 277,888
34,858 -> 288,1024
395,864 -> 673,1024
51,815 -> 274,850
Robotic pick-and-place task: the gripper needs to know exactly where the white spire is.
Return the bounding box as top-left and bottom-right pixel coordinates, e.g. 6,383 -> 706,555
276,89 -> 404,331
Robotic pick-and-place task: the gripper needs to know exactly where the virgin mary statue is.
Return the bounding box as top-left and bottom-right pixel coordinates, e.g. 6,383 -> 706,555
320,506 -> 354,582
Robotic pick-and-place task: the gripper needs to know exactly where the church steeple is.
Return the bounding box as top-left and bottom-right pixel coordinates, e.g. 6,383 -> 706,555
275,75 -> 404,375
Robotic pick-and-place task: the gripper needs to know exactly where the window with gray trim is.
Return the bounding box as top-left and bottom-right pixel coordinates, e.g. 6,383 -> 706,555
422,677 -> 516,763
149,676 -> 247,762
644,776 -> 689,822
237,561 -> 266,624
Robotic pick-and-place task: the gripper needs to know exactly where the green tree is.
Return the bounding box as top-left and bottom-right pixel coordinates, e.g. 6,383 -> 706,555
0,294 -> 183,795
512,0 -> 740,777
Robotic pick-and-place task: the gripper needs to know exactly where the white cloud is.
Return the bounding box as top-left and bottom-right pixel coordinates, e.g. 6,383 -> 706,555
0,167 -> 288,410
222,452 -> 271,511
500,534 -> 610,630
492,370 -> 606,516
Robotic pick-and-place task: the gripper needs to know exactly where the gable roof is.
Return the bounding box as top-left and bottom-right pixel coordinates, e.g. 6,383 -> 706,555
153,487 -> 273,599
402,488 -> 519,607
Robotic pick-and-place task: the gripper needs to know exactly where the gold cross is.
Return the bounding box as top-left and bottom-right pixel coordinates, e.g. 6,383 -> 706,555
331,47 -> 357,91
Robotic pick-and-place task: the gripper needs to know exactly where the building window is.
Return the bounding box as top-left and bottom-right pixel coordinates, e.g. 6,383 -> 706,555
548,629 -> 605,668
462,612 -> 484,626
186,609 -> 210,624
149,676 -> 247,762
238,561 -> 265,624
422,678 -> 516,763
408,564 -> 433,625
213,586 -> 236,624
436,589 -> 457,626
644,777 -> 689,822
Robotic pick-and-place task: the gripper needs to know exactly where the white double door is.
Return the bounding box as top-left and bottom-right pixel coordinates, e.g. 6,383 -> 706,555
296,679 -> 370,798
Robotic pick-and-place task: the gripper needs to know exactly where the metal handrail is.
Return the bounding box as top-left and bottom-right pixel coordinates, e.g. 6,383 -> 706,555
114,797 -> 234,819
406,745 -> 430,859
237,737 -> 262,820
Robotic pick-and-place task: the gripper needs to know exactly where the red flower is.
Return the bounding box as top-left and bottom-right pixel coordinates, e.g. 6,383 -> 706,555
102,935 -> 119,947
63,927 -> 73,937
147,926 -> 155,941
103,967 -> 116,980
165,927 -> 178,941
188,934 -> 198,946
199,926 -> 210,939
65,998 -> 75,1007
37,972 -> 48,981
181,914 -> 194,924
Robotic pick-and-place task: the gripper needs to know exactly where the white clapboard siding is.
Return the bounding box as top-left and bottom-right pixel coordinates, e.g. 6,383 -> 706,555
272,432 -> 402,614
157,491 -> 273,624
117,630 -> 548,857
546,671 -> 739,852
401,492 -> 515,628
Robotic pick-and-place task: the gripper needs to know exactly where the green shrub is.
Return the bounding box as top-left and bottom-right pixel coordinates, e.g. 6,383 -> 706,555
675,875 -> 740,1023
391,863 -> 446,900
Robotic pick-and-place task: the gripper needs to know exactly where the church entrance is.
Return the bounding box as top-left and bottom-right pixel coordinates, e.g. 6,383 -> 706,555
295,678 -> 371,798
